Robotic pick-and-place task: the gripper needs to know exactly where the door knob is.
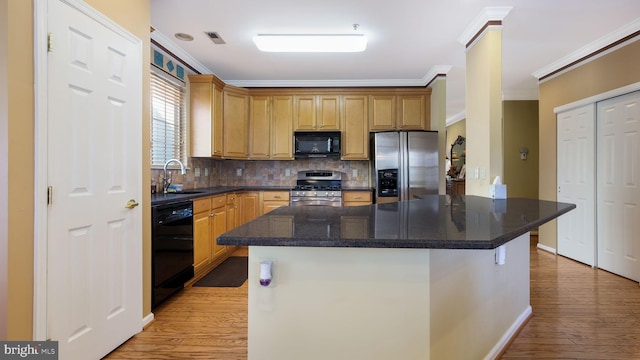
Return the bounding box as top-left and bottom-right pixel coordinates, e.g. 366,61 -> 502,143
125,199 -> 139,209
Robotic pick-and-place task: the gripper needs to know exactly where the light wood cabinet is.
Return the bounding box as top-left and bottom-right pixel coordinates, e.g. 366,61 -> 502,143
262,191 -> 290,214
226,193 -> 241,231
242,192 -> 261,224
294,95 -> 340,131
210,203 -> 227,260
369,95 -> 396,131
193,198 -> 212,274
294,95 -> 316,130
397,94 -> 428,130
249,96 -> 271,159
193,195 -> 228,276
341,95 -> 369,160
342,190 -> 372,207
318,95 -> 340,130
223,86 -> 249,158
370,93 -> 429,131
271,96 -> 294,159
189,75 -> 224,157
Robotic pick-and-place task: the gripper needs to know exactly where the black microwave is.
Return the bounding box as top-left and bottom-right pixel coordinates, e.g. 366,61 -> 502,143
294,131 -> 341,158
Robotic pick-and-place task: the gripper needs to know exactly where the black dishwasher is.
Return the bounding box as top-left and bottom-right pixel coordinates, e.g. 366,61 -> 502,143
152,200 -> 194,309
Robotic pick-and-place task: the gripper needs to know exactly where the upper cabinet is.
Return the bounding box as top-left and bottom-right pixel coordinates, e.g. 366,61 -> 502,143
223,85 -> 249,159
397,94 -> 428,130
189,75 -> 224,158
249,95 -> 294,160
249,95 -> 271,159
271,96 -> 294,159
369,92 -> 430,131
341,95 -> 369,160
188,79 -> 431,160
294,95 -> 340,131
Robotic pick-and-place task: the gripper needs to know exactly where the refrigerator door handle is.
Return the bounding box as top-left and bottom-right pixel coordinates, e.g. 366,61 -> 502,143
399,132 -> 409,202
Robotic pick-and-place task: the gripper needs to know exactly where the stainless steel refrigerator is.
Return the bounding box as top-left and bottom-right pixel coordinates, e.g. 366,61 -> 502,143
371,131 -> 439,203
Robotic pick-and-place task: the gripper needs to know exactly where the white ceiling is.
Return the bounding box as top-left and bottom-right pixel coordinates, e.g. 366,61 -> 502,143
150,0 -> 640,122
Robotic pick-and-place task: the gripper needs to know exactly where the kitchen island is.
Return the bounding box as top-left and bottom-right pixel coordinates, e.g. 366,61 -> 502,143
218,195 -> 575,360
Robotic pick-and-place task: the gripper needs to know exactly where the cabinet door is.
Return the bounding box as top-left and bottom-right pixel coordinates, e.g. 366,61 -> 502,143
271,96 -> 293,159
341,95 -> 369,160
212,85 -> 224,156
250,96 -> 271,159
318,95 -> 340,130
210,207 -> 227,260
223,88 -> 249,158
294,95 -> 317,130
397,94 -> 427,130
242,192 -> 261,224
193,211 -> 211,274
189,75 -> 224,158
343,191 -> 372,206
369,95 -> 396,131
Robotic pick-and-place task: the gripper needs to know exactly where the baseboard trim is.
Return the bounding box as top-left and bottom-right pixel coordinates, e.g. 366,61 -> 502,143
536,243 -> 557,254
142,312 -> 155,329
484,305 -> 533,360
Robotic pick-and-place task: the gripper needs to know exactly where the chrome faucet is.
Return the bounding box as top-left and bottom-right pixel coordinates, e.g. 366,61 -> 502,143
163,158 -> 187,193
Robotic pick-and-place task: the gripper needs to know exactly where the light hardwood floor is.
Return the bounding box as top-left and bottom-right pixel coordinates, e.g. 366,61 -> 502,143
105,241 -> 640,359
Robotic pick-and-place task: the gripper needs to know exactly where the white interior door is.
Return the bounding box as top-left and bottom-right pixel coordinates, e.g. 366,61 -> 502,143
557,104 -> 596,266
46,0 -> 142,358
597,91 -> 640,281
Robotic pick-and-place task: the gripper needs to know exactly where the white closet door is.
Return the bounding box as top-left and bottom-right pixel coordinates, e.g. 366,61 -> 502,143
557,104 -> 596,266
597,91 -> 640,281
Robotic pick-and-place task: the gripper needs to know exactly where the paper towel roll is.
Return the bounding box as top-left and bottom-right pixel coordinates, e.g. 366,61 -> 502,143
260,261 -> 272,286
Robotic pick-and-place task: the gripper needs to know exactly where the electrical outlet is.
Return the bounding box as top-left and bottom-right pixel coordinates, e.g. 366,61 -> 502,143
194,167 -> 201,177
204,168 -> 209,177
236,168 -> 242,176
285,168 -> 290,177
352,169 -> 358,177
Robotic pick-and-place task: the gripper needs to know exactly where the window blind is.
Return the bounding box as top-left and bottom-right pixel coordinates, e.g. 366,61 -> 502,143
150,71 -> 187,167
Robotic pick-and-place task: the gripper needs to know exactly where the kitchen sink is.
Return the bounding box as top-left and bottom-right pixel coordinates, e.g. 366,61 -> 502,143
165,190 -> 204,195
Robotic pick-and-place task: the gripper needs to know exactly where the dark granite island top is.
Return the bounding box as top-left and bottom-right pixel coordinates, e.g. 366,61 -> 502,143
218,195 -> 575,250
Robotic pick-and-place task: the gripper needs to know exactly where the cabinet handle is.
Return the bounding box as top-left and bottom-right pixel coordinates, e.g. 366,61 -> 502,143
274,195 -> 281,199
354,196 -> 362,199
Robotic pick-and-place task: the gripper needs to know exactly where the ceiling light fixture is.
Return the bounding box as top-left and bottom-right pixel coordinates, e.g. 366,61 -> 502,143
253,33 -> 367,53
174,32 -> 194,41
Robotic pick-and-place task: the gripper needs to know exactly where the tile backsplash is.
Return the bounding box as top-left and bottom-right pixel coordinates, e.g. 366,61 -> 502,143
151,158 -> 371,191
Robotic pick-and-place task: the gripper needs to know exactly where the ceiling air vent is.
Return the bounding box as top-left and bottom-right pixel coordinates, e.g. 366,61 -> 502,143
205,32 -> 226,45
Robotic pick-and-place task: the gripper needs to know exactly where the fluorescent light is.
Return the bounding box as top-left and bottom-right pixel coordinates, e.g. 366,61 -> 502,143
253,34 -> 367,53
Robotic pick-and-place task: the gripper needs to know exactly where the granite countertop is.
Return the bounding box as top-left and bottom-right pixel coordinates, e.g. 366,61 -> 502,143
218,195 -> 575,250
151,186 -> 293,206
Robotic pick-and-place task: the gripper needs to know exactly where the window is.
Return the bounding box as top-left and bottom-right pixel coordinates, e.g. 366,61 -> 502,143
150,71 -> 187,167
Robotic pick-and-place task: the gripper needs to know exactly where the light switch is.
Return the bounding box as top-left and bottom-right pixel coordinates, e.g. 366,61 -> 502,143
285,168 -> 290,177
204,168 -> 209,176
352,169 -> 358,177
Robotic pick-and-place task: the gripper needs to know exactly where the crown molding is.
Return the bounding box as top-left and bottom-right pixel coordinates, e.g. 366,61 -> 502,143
446,111 -> 466,126
533,17 -> 640,81
457,7 -> 512,47
228,65 -> 453,88
150,29 -> 213,75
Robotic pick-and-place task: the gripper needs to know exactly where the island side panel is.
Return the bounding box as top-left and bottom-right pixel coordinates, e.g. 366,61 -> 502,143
429,232 -> 531,359
248,246 -> 431,360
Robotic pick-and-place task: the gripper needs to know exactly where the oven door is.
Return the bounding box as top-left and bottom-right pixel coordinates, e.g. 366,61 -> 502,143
291,197 -> 342,207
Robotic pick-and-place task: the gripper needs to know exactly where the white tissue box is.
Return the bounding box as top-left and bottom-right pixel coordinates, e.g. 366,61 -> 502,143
488,184 -> 507,199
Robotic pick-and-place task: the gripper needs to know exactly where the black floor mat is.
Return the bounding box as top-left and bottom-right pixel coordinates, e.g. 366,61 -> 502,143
193,256 -> 248,287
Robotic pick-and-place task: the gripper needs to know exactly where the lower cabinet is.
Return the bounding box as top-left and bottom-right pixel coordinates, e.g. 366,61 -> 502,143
262,191 -> 290,214
193,194 -> 228,276
342,190 -> 372,207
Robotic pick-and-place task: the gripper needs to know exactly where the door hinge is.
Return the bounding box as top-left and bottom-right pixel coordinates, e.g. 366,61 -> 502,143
47,186 -> 53,205
47,33 -> 53,53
